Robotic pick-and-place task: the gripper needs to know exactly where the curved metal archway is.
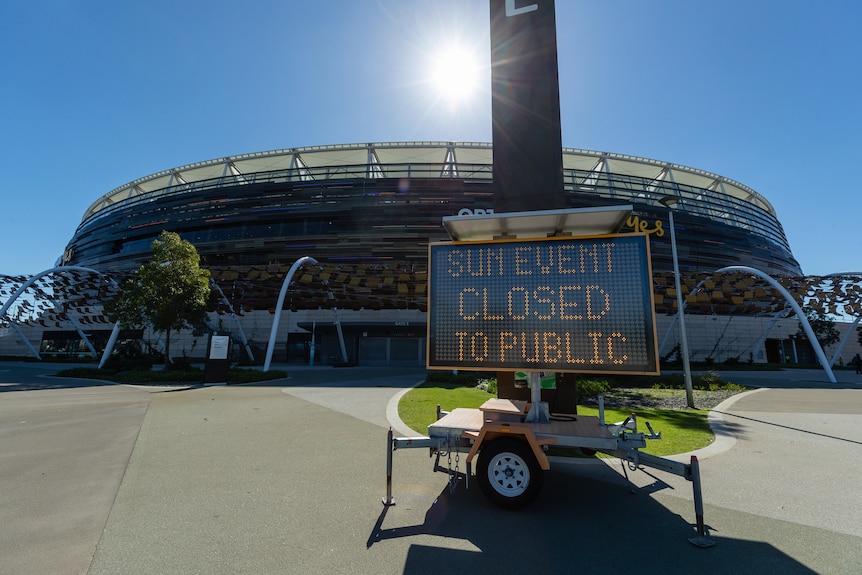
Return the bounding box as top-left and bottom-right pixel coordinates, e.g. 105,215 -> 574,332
263,256 -> 318,372
715,266 -> 837,383
0,266 -> 120,361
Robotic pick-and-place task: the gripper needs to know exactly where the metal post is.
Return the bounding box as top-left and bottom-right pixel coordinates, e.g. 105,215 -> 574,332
383,427 -> 396,506
688,456 -> 715,548
524,371 -> 549,423
661,201 -> 695,408
598,394 -> 606,426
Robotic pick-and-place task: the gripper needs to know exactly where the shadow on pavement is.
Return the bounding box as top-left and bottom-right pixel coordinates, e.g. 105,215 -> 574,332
369,470 -> 816,575
714,410 -> 862,446
0,376 -> 116,393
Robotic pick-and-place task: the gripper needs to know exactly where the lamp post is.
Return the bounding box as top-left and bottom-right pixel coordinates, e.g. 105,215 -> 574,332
659,196 -> 695,408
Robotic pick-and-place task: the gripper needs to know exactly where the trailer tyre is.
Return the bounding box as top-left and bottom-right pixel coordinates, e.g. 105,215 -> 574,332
477,438 -> 543,509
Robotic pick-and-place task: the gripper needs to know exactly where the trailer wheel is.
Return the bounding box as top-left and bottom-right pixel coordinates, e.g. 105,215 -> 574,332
477,438 -> 543,509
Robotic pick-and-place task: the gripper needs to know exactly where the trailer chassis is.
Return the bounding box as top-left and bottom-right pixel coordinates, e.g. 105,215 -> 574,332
384,398 -> 714,548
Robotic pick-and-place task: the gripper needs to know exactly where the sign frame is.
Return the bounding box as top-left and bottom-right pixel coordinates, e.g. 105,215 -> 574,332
426,233 -> 659,375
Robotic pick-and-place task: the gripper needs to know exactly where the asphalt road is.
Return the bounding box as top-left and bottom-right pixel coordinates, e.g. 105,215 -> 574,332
1,363 -> 861,574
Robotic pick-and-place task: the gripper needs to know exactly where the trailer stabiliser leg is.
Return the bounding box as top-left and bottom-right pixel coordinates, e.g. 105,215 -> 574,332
617,450 -> 715,547
383,428 -> 395,507
688,456 -> 715,548
620,453 -> 638,494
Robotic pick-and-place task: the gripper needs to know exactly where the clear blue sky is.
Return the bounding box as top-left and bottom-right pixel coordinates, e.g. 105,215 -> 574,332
2,0 -> 859,277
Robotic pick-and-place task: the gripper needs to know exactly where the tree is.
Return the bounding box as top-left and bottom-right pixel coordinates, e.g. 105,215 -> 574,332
106,231 -> 211,368
796,307 -> 840,352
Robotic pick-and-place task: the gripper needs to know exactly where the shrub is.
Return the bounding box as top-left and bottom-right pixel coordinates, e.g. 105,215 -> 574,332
576,378 -> 611,400
424,371 -> 494,389
114,368 -> 203,383
475,378 -> 498,395
102,355 -> 156,373
698,370 -> 722,389
166,357 -> 196,371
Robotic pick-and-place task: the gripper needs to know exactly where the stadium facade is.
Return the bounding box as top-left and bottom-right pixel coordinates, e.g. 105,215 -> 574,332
4,142 -> 860,367
65,142 -> 800,278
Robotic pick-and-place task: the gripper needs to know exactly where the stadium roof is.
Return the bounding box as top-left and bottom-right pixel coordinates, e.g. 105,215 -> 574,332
81,141 -> 776,223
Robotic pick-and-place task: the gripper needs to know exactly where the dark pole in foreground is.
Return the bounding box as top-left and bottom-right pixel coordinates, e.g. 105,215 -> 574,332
490,0 -> 565,213
490,0 -> 567,414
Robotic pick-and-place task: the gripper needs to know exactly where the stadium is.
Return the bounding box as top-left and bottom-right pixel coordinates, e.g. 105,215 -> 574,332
66,141 -> 800,277
2,142 -> 860,367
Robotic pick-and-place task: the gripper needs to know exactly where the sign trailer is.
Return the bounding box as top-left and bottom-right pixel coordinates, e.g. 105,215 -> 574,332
384,212 -> 714,548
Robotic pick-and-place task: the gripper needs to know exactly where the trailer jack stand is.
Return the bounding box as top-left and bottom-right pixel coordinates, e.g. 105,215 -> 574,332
383,428 -> 396,507
687,456 -> 715,548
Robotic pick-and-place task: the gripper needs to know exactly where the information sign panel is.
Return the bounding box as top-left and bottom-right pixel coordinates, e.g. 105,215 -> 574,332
427,234 -> 658,374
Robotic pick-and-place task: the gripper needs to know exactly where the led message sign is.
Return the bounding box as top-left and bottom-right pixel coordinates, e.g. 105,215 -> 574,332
427,234 -> 658,374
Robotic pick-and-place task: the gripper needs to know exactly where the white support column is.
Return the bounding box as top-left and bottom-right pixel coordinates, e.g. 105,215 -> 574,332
99,322 -> 122,368
263,256 -> 318,372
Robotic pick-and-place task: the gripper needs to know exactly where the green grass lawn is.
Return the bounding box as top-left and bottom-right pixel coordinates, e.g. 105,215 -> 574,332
398,382 -> 494,434
399,382 -> 713,457
576,405 -> 711,456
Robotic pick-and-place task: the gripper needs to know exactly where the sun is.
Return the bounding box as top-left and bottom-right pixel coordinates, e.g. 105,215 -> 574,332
428,44 -> 483,106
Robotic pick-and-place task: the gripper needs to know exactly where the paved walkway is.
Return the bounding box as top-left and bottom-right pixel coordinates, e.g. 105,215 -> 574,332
1,363 -> 861,574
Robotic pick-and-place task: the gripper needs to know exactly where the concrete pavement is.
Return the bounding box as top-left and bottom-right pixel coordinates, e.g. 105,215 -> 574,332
1,362 -> 861,574
0,365 -> 153,575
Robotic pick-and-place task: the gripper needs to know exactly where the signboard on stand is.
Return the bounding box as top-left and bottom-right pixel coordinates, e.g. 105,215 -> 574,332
204,334 -> 230,384
427,234 -> 658,375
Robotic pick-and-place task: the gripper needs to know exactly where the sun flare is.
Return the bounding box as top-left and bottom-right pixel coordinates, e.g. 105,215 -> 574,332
429,44 -> 483,105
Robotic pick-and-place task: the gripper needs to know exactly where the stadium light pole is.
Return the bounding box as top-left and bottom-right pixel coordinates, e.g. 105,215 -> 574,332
659,196 -> 695,408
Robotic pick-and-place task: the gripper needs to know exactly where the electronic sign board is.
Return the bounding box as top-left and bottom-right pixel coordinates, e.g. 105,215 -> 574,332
427,234 -> 658,374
